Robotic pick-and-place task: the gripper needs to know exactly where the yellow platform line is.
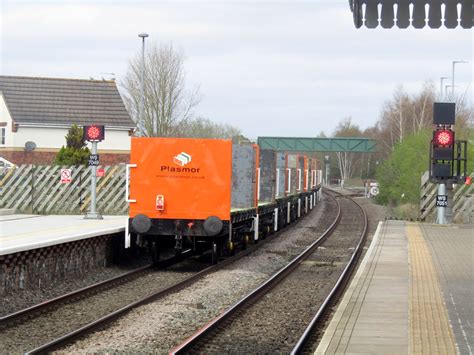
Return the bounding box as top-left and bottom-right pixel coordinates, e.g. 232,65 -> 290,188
407,223 -> 457,355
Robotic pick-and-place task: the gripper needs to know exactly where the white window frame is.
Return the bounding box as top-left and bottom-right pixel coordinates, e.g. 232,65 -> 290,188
0,127 -> 5,146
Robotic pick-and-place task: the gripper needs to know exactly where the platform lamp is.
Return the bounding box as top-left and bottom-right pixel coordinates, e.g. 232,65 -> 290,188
451,60 -> 468,100
439,77 -> 449,101
138,32 -> 149,137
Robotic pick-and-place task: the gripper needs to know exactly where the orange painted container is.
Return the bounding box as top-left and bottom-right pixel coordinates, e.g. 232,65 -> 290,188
129,137 -> 233,221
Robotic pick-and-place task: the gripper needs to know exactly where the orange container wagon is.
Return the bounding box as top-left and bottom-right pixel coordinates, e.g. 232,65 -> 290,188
129,137 -> 233,222
126,137 -> 321,264
127,137 -> 259,263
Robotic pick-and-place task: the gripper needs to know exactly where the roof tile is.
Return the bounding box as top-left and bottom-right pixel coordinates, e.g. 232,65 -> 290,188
0,75 -> 135,128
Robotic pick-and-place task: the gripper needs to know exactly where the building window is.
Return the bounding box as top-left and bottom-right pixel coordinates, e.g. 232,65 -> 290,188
0,127 -> 5,145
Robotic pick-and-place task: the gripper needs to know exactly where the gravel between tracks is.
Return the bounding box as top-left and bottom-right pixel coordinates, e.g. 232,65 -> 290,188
0,257 -> 152,317
1,259 -> 209,354
56,193 -> 389,354
60,195 -> 337,354
187,196 -> 366,354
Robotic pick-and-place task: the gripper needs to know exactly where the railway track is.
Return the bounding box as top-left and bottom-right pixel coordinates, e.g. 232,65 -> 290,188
2,203 -> 319,354
170,190 -> 367,354
0,251 -> 201,354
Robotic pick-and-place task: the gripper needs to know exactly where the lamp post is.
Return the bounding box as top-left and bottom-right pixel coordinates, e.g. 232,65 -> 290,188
445,85 -> 451,99
451,60 -> 468,100
439,76 -> 449,101
138,32 -> 149,137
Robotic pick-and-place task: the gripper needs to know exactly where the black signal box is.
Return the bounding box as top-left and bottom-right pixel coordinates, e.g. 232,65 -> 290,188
433,103 -> 455,125
432,163 -> 451,178
433,147 -> 453,160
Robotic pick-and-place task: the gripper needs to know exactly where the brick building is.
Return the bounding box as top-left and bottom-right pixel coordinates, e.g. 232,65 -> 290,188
0,75 -> 135,165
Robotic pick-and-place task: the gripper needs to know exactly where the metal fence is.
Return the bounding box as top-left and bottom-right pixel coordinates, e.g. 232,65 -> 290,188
0,164 -> 128,215
420,171 -> 474,223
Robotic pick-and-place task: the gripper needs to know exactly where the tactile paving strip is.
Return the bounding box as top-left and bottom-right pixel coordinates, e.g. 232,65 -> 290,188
407,223 -> 457,354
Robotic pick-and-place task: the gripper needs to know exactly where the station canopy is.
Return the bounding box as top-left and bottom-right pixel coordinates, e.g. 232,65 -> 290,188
349,0 -> 473,29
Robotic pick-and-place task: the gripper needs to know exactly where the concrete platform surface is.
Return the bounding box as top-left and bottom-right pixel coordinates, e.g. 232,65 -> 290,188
0,214 -> 126,255
316,220 -> 473,355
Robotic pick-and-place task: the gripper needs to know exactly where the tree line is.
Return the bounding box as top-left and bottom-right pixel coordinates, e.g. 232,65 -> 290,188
56,40 -> 473,208
333,82 -> 474,185
121,43 -> 242,140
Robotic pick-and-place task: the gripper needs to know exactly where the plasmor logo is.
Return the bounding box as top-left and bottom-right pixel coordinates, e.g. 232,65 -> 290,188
173,152 -> 192,166
161,152 -> 200,173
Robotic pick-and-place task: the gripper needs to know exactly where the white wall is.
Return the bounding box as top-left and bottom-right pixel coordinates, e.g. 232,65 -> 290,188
0,95 -> 14,146
12,126 -> 131,151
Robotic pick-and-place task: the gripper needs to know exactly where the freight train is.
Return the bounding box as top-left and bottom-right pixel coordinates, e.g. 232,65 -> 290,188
125,137 -> 322,263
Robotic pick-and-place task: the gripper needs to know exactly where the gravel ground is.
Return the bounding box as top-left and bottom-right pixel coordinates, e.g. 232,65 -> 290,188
352,195 -> 391,241
59,196 -> 338,354
190,196 -> 365,354
0,255 -> 152,317
1,259 -> 210,354
0,190 -> 388,354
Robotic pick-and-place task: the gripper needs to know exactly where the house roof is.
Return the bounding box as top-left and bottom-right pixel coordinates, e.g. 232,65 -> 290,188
0,75 -> 135,129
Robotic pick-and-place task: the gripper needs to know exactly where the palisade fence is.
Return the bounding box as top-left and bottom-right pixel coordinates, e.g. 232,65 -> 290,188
420,171 -> 474,223
0,164 -> 128,215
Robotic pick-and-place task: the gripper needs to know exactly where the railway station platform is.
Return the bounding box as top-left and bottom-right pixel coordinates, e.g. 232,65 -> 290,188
316,220 -> 473,355
0,214 -> 126,255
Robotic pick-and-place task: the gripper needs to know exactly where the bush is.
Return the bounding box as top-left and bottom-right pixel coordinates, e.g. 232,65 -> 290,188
54,124 -> 90,165
54,146 -> 90,166
375,130 -> 431,206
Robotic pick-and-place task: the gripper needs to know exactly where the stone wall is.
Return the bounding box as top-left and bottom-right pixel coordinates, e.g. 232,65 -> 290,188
0,234 -> 115,295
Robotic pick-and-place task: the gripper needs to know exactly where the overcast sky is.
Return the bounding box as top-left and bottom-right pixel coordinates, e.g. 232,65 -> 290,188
1,0 -> 472,139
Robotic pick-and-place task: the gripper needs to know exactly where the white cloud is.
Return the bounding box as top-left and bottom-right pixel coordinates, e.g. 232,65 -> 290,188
1,0 -> 472,138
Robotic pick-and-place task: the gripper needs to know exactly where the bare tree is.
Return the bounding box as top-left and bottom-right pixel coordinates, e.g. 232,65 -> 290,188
121,43 -> 201,137
176,117 -> 242,139
377,83 -> 436,157
333,117 -> 363,181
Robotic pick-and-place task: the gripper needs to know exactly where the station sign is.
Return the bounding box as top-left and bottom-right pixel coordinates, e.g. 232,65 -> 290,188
60,168 -> 72,184
436,195 -> 448,207
88,154 -> 100,167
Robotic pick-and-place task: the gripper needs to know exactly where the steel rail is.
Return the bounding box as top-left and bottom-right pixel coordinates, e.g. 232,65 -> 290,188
0,250 -> 194,327
24,204 -> 315,354
170,191 -> 342,354
0,264 -> 152,327
291,191 -> 368,354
